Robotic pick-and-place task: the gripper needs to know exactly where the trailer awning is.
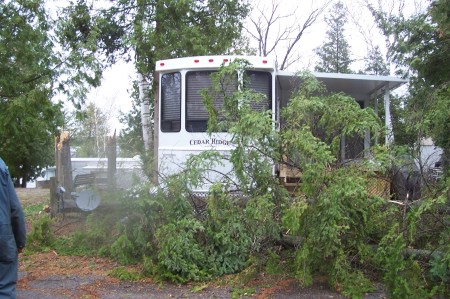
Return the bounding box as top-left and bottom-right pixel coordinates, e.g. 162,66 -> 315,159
276,71 -> 408,145
276,71 -> 408,107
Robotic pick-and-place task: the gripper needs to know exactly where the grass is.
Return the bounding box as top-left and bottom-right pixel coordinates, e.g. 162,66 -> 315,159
16,188 -> 50,207
23,203 -> 46,217
109,267 -> 144,281
16,188 -> 51,221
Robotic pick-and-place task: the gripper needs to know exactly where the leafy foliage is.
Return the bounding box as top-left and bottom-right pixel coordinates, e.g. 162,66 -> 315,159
0,0 -> 53,99
374,225 -> 436,299
369,0 -> 450,174
362,46 -> 389,76
109,267 -> 143,281
281,71 -> 380,164
203,186 -> 251,276
0,92 -> 63,185
156,218 -> 208,282
0,1 -> 63,185
26,215 -> 55,252
280,80 -> 384,295
279,70 -> 448,297
366,5 -> 449,296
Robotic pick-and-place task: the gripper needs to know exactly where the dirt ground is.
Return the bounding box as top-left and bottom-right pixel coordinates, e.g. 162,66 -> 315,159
16,187 -> 50,207
15,188 -> 387,299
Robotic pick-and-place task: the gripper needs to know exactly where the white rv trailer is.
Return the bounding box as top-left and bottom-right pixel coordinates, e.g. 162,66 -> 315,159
154,56 -> 407,192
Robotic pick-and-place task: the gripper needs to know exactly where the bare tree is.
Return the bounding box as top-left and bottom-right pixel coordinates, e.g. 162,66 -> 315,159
359,0 -> 429,62
365,0 -> 405,64
345,0 -> 428,74
347,1 -> 383,57
245,0 -> 331,70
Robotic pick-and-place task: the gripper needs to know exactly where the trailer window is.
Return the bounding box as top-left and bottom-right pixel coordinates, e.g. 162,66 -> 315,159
161,72 -> 181,132
186,71 -> 237,132
246,71 -> 272,112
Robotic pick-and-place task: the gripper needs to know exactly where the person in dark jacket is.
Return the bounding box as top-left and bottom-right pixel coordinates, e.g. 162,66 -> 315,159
0,157 -> 26,299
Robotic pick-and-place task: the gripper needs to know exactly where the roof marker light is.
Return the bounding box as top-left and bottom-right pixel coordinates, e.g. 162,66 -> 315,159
262,60 -> 268,64
209,59 -> 214,62
223,59 -> 229,62
160,62 -> 165,67
194,59 -> 200,63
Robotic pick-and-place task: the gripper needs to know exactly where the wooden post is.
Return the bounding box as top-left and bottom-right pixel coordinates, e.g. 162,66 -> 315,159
107,131 -> 117,190
49,177 -> 58,217
55,136 -> 61,184
61,135 -> 73,199
55,132 -> 72,199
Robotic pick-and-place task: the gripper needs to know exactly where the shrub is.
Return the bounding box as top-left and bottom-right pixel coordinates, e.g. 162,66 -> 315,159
156,218 -> 209,282
26,215 -> 55,252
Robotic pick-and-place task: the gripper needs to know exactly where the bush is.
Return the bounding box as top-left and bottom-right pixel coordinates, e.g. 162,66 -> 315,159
26,215 -> 55,252
156,218 -> 209,282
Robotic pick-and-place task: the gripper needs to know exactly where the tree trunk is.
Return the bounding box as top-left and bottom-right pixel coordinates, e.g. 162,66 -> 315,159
280,234 -> 443,261
106,132 -> 117,190
21,175 -> 27,188
152,71 -> 159,184
138,71 -> 151,152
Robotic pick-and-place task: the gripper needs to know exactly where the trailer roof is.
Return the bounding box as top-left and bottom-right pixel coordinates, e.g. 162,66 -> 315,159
277,70 -> 408,106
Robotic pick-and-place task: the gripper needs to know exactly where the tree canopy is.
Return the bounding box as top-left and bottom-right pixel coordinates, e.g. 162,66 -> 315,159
370,0 -> 450,173
0,0 -> 53,98
58,0 -> 249,76
362,45 -> 389,76
0,0 -> 63,186
0,0 -> 250,182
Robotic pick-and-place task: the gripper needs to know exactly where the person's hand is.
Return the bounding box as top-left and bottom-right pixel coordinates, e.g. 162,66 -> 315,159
18,247 -> 24,254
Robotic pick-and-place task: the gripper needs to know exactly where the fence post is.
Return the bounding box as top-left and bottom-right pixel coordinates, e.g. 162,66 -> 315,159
50,177 -> 58,217
107,131 -> 117,190
55,131 -> 72,199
